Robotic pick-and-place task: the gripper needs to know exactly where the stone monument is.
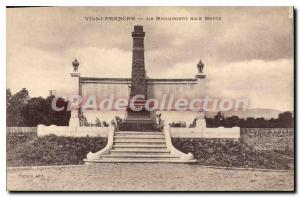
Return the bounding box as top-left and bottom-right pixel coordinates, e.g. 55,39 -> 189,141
118,26 -> 158,131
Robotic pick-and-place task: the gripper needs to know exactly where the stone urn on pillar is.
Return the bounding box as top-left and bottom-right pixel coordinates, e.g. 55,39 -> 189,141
195,59 -> 206,81
69,58 -> 80,127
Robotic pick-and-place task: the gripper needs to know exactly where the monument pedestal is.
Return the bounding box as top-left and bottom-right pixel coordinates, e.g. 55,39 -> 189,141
195,73 -> 206,79
69,72 -> 81,127
69,108 -> 80,127
118,121 -> 158,131
120,107 -> 159,131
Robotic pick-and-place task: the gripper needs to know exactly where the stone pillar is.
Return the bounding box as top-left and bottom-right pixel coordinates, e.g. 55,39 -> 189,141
119,25 -> 158,131
127,25 -> 149,116
195,73 -> 206,82
69,72 -> 80,127
195,60 -> 206,83
130,25 -> 147,98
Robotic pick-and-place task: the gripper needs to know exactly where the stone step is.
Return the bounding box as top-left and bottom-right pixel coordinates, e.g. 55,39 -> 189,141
114,142 -> 166,147
115,131 -> 164,135
113,142 -> 166,148
113,144 -> 167,148
102,154 -> 178,158
112,147 -> 168,152
110,149 -> 170,153
102,157 -> 179,161
125,116 -> 153,121
85,159 -> 197,163
109,152 -> 171,157
114,138 -> 166,143
114,135 -> 165,139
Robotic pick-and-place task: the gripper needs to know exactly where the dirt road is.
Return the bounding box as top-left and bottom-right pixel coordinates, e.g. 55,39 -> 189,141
7,163 -> 294,191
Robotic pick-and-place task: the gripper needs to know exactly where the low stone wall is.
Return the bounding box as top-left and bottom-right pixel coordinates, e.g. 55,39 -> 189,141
9,126 -> 293,153
240,128 -> 294,151
170,127 -> 240,139
6,127 -> 37,134
37,125 -> 110,137
8,126 -> 240,139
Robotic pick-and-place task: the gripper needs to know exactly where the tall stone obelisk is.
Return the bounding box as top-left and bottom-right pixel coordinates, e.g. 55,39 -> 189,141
119,25 -> 157,131
130,25 -> 147,99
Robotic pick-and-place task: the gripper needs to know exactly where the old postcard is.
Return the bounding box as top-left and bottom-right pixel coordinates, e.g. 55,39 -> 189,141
6,6 -> 294,191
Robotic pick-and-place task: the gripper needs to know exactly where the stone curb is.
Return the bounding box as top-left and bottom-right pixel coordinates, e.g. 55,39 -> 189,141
201,165 -> 293,173
7,163 -> 293,173
7,164 -> 85,170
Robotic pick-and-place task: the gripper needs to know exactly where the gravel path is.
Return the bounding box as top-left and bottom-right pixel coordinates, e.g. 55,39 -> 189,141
7,163 -> 294,191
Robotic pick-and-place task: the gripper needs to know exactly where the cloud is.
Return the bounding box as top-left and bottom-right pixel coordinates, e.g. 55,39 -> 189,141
7,7 -> 293,63
7,45 -> 132,97
146,58 -> 293,111
6,7 -> 294,111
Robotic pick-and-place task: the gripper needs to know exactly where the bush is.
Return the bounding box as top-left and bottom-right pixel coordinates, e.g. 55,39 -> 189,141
172,138 -> 291,170
7,134 -> 107,167
170,121 -> 187,128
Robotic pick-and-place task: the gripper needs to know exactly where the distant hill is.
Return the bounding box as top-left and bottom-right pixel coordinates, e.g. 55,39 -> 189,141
205,108 -> 289,119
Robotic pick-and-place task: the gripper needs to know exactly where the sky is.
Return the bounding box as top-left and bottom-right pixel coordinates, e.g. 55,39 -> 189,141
7,7 -> 294,111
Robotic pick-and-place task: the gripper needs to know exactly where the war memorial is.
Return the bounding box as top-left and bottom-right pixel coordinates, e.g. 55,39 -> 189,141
37,25 -> 240,163
6,7 -> 294,191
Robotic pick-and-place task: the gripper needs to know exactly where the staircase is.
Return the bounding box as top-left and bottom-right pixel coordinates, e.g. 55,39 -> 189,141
84,128 -> 196,163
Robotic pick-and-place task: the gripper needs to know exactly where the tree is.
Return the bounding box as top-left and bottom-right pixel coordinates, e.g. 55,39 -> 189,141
206,111 -> 294,128
95,117 -> 102,127
6,88 -> 29,126
6,89 -> 12,107
214,112 -> 225,121
278,111 -> 293,128
21,96 -> 71,127
225,116 -> 240,127
46,96 -> 70,126
102,121 -> 109,127
22,97 -> 51,126
6,89 -> 71,127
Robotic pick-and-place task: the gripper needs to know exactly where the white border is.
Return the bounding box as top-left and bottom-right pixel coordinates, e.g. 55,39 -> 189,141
0,0 -> 298,195
0,0 -> 297,6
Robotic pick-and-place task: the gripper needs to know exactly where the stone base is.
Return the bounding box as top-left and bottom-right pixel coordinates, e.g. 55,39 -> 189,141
120,107 -> 158,131
119,120 -> 159,132
195,74 -> 206,79
70,72 -> 80,77
127,109 -> 151,119
69,117 -> 80,127
84,159 -> 196,163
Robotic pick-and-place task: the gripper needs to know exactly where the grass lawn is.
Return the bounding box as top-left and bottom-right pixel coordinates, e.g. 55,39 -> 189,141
7,133 -> 293,170
172,138 -> 293,170
7,133 -> 107,167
